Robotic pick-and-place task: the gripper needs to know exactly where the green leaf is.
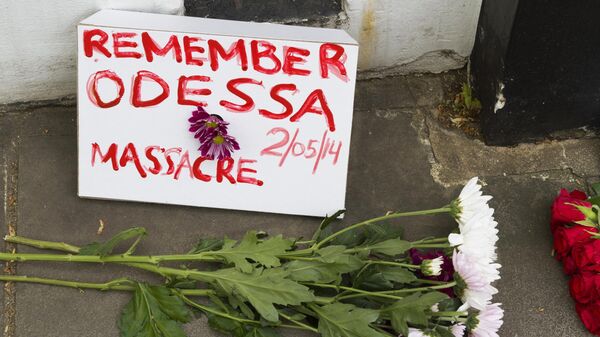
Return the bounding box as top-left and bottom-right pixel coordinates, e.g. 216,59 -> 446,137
210,231 -> 293,273
435,326 -> 456,337
118,283 -> 192,337
353,264 -> 417,290
359,239 -> 411,256
591,182 -> 600,196
189,238 -> 224,254
206,311 -> 246,337
285,246 -> 363,283
228,295 -> 256,320
383,292 -> 449,336
331,223 -> 405,251
589,196 -> 600,207
207,268 -> 315,322
244,327 -> 281,337
80,227 -> 146,257
311,303 -> 387,337
313,210 -> 346,242
360,224 -> 404,246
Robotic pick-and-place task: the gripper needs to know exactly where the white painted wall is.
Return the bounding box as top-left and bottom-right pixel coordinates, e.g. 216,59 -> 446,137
343,0 -> 483,74
0,0 -> 482,104
0,0 -> 184,104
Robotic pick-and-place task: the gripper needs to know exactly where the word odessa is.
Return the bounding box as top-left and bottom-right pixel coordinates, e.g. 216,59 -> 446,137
83,29 -> 348,132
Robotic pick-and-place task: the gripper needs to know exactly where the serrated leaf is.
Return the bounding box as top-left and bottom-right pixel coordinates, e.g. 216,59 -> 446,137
311,303 -> 387,337
228,295 -> 256,320
285,246 -> 363,283
361,223 -> 404,246
313,210 -> 346,242
353,264 -> 417,290
355,239 -> 411,256
383,292 -> 449,336
332,224 -> 405,250
118,283 -> 192,337
206,311 -> 246,337
206,268 -> 314,322
210,231 -> 292,273
244,327 -> 281,337
189,238 -> 224,254
80,227 -> 146,257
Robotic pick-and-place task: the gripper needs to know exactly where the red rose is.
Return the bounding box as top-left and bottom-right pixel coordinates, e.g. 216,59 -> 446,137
563,255 -> 578,275
576,301 -> 600,335
554,225 -> 598,260
573,239 -> 600,271
551,189 -> 592,232
570,272 -> 600,303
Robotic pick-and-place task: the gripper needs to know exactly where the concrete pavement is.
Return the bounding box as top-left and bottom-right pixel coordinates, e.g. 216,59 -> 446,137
1,73 -> 599,336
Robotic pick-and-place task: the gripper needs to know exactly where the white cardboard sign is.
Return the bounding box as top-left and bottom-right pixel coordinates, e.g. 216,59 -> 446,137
77,10 -> 358,217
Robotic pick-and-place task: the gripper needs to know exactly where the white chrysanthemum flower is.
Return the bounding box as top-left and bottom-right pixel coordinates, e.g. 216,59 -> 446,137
468,303 -> 504,337
421,257 -> 443,276
451,177 -> 493,226
407,328 -> 436,337
451,324 -> 466,337
448,208 -> 499,264
452,250 -> 497,311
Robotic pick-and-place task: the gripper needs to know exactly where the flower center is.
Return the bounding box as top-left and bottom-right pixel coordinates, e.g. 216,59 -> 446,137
213,135 -> 225,145
206,121 -> 218,128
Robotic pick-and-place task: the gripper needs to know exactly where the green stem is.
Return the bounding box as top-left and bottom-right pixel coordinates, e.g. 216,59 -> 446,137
415,237 -> 450,244
429,311 -> 468,317
411,243 -> 452,249
367,260 -> 420,269
435,316 -> 467,323
279,312 -> 319,333
301,282 -> 405,301
0,275 -> 215,296
313,207 -> 451,249
4,235 -> 80,254
338,281 -> 457,301
180,295 -> 313,331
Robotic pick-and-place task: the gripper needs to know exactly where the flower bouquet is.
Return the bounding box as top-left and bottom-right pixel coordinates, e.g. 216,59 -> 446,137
0,178 -> 502,337
551,184 -> 600,335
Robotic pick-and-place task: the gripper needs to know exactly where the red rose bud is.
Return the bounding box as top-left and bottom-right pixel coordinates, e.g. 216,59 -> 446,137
551,189 -> 595,231
576,301 -> 600,335
553,225 -> 598,261
570,272 -> 600,304
573,239 -> 600,272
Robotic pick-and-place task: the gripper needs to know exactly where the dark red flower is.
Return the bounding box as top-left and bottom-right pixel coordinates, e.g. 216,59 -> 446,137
409,249 -> 454,296
199,133 -> 240,160
572,239 -> 600,272
188,107 -> 229,143
570,272 -> 600,304
553,225 -> 598,261
563,255 -> 578,275
551,189 -> 592,232
576,301 -> 600,335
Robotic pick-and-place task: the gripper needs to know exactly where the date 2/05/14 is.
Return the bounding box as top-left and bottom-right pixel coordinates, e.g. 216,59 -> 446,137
260,127 -> 341,174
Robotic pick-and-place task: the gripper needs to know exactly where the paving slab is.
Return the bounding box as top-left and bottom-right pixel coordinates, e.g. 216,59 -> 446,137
4,74 -> 600,337
485,171 -> 593,337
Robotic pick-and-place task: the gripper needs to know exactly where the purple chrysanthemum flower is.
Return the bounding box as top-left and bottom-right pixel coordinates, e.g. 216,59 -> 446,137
410,249 -> 455,297
188,107 -> 229,143
199,133 -> 240,160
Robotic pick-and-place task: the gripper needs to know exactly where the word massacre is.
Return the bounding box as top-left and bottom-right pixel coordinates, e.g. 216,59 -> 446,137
84,29 -> 350,132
